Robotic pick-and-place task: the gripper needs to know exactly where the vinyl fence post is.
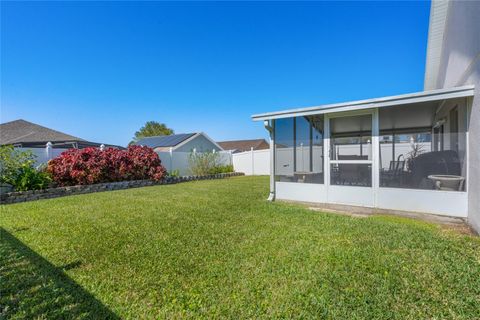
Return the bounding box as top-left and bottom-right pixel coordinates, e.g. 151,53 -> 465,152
251,147 -> 254,176
169,147 -> 173,172
46,142 -> 53,160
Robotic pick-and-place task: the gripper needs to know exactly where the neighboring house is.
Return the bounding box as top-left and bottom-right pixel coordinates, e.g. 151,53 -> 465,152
135,132 -> 223,153
0,119 -> 123,149
217,139 -> 269,153
0,119 -> 123,165
135,133 -> 226,176
252,0 -> 480,233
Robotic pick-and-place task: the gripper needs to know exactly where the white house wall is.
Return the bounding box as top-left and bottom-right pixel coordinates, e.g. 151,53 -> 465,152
174,135 -> 222,153
433,0 -> 480,232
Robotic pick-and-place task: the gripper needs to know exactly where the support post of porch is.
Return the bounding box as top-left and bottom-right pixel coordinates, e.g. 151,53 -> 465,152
265,120 -> 275,201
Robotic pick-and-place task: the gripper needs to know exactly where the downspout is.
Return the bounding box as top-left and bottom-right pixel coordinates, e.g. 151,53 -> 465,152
265,120 -> 275,201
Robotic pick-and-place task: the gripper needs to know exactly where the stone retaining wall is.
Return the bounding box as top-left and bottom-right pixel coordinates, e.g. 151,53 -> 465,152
0,172 -> 244,205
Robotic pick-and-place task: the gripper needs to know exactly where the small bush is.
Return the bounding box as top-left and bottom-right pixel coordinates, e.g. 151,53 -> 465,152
167,169 -> 180,178
188,152 -> 234,176
0,145 -> 51,191
208,164 -> 234,174
188,152 -> 219,176
47,145 -> 166,186
11,164 -> 52,191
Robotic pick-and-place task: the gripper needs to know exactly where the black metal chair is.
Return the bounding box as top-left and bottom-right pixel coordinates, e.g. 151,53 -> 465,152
408,150 -> 462,189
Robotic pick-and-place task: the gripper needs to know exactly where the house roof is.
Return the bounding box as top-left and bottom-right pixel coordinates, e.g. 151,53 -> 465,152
217,139 -> 269,152
0,119 -> 124,149
135,133 -> 196,148
424,0 -> 450,90
1,119 -> 85,145
251,85 -> 475,121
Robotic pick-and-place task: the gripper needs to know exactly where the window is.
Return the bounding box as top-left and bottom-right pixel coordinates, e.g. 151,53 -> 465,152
330,114 -> 372,187
379,102 -> 467,191
330,163 -> 372,187
379,130 -> 432,188
450,107 -> 459,153
274,115 -> 324,183
275,118 -> 294,181
330,114 -> 372,161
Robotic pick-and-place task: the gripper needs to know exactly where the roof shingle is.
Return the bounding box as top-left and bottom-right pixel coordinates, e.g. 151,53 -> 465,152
217,139 -> 269,153
0,119 -> 85,145
135,133 -> 196,148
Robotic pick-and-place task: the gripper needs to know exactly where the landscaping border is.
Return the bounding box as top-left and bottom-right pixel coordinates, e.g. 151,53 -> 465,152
0,172 -> 244,204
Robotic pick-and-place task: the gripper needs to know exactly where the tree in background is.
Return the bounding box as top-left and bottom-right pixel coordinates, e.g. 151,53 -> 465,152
130,121 -> 174,145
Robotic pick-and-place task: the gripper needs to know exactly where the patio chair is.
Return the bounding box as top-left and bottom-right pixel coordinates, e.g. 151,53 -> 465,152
381,154 -> 405,187
408,150 -> 462,190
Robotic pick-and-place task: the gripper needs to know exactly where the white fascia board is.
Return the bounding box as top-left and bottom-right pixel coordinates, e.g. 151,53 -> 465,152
251,85 -> 474,121
424,0 -> 449,90
171,133 -> 201,151
172,132 -> 224,151
197,132 -> 225,151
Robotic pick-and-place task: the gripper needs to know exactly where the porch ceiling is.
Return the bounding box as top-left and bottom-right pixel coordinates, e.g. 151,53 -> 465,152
379,101 -> 437,131
251,85 -> 474,121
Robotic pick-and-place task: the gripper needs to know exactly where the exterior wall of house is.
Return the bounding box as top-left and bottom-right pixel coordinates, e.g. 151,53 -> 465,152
433,1 -> 480,232
174,135 -> 222,153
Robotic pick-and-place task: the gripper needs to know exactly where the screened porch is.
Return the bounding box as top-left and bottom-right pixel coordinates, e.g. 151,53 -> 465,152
253,86 -> 474,217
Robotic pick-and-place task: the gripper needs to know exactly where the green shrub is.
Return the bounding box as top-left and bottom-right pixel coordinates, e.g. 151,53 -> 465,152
168,169 -> 180,178
11,164 -> 52,191
188,152 -> 234,176
208,164 -> 234,174
188,152 -> 220,176
0,145 -> 51,191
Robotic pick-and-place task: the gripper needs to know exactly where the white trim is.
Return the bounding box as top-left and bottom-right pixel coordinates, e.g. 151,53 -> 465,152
171,133 -> 201,150
251,85 -> 474,121
325,110 -> 375,206
324,115 -> 331,202
465,96 -> 472,193
424,0 -> 450,90
330,160 -> 372,164
172,132 -> 224,151
269,120 -> 276,201
372,108 -> 380,207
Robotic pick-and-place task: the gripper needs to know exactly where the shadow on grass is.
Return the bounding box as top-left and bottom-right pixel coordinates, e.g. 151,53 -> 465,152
0,228 -> 120,319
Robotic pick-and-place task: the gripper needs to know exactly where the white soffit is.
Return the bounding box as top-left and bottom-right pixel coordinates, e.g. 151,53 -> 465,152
251,85 -> 474,121
424,0 -> 449,90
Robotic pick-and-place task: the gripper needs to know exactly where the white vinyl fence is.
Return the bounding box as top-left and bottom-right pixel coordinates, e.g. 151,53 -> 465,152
17,144 -> 272,176
18,146 -> 68,167
157,150 -> 233,176
231,149 -> 270,175
245,142 -> 433,177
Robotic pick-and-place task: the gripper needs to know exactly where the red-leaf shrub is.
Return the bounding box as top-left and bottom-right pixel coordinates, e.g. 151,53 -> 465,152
47,146 -> 166,186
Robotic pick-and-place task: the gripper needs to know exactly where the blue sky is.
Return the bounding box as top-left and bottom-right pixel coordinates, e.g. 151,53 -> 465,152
1,1 -> 430,146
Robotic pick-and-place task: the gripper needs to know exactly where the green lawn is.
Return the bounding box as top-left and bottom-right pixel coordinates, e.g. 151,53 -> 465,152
1,176 -> 479,319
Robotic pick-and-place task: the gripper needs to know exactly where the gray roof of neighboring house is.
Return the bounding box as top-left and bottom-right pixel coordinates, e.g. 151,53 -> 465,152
1,119 -> 85,145
135,133 -> 196,148
217,139 -> 269,152
0,119 -> 124,149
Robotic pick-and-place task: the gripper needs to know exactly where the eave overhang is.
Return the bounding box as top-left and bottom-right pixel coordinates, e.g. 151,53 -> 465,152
251,85 -> 474,121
